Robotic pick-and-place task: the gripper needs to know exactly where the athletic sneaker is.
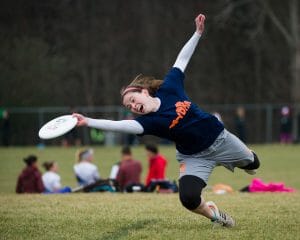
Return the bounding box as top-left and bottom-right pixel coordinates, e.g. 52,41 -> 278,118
244,169 -> 257,175
206,201 -> 235,227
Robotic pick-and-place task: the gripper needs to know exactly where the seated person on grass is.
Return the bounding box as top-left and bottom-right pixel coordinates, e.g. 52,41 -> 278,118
16,155 -> 44,194
42,161 -> 71,193
74,148 -> 100,186
116,146 -> 143,192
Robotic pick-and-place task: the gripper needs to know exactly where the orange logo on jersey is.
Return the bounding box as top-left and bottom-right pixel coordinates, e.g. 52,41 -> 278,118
179,163 -> 186,173
169,101 -> 191,128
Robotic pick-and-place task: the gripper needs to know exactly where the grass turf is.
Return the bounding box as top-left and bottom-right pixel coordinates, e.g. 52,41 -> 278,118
0,145 -> 299,239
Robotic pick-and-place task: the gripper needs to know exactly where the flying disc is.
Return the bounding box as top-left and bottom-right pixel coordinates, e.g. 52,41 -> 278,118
38,115 -> 78,140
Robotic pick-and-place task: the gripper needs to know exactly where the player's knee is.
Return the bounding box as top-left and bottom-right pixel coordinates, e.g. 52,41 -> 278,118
251,152 -> 260,169
241,152 -> 261,170
179,189 -> 201,210
179,175 -> 206,210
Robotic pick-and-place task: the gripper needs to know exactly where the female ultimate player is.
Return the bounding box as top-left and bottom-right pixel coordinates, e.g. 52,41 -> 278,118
73,13 -> 260,227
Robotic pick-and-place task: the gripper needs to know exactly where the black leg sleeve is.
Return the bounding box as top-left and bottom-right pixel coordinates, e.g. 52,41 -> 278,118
179,175 -> 207,210
240,152 -> 261,170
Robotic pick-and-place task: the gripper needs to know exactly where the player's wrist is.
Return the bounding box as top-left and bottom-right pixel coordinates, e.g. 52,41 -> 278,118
86,117 -> 92,127
194,31 -> 202,37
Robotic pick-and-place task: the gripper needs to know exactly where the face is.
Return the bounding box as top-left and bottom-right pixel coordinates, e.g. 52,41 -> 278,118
122,89 -> 153,115
51,163 -> 59,172
32,161 -> 38,168
146,150 -> 155,159
122,154 -> 132,161
88,154 -> 94,162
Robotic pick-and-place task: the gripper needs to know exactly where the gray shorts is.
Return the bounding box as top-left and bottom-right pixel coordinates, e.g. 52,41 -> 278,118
176,129 -> 254,184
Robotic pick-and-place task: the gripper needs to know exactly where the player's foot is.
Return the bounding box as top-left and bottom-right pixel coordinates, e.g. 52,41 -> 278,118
206,201 -> 235,227
244,169 -> 257,175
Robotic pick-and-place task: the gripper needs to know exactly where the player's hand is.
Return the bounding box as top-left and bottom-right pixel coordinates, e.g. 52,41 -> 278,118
72,113 -> 88,126
195,14 -> 205,35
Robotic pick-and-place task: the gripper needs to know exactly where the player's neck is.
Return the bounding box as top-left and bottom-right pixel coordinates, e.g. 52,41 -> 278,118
152,97 -> 161,112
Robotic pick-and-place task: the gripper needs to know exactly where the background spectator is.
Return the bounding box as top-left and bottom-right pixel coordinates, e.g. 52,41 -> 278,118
74,149 -> 100,186
235,106 -> 247,143
1,110 -> 11,146
42,161 -> 71,193
16,155 -> 44,193
116,146 -> 143,192
280,106 -> 293,144
145,144 -> 168,187
109,161 -> 120,181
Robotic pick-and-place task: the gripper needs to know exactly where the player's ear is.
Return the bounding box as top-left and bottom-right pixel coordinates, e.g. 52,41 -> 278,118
141,88 -> 149,96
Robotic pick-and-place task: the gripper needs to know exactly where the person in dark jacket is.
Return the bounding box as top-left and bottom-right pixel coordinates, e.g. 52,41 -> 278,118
116,146 -> 143,192
16,155 -> 44,193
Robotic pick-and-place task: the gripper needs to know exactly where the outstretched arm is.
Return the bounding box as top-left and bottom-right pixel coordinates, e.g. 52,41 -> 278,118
173,14 -> 206,72
72,113 -> 144,134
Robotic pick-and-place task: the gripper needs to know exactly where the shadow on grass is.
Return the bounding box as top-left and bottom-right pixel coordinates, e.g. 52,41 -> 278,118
99,219 -> 158,240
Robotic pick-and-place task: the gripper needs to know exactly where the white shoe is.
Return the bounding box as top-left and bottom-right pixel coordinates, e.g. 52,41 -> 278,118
244,169 -> 257,175
206,201 -> 235,227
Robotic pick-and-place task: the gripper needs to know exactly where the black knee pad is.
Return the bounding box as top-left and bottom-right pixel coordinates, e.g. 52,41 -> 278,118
179,175 -> 206,210
241,152 -> 261,170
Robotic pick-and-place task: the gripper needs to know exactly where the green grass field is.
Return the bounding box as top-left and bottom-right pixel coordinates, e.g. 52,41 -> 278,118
0,145 -> 299,240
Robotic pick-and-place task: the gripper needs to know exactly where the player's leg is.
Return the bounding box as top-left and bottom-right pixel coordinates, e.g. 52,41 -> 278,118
177,149 -> 235,227
213,129 -> 260,174
179,175 -> 211,218
179,175 -> 235,227
239,151 -> 260,174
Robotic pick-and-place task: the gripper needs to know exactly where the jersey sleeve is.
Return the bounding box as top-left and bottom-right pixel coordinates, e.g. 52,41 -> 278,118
134,116 -> 155,136
160,67 -> 185,92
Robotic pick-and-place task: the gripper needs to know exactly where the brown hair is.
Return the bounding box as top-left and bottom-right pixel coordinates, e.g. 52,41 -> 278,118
43,161 -> 54,171
145,144 -> 159,154
121,74 -> 163,99
121,146 -> 132,155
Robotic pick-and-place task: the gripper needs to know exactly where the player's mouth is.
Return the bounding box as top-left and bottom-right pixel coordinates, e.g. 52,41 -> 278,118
139,105 -> 144,113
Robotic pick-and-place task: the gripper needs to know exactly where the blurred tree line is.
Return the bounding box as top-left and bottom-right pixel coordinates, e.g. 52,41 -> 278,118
0,0 -> 299,107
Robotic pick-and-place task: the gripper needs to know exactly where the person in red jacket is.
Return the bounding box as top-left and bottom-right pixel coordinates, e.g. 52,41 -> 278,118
145,144 -> 167,186
16,155 -> 44,193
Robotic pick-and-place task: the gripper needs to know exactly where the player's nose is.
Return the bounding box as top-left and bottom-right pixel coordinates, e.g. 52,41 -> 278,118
132,103 -> 138,110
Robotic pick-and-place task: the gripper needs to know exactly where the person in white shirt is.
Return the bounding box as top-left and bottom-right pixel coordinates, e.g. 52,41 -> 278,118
109,162 -> 120,180
42,161 -> 71,193
74,149 -> 100,186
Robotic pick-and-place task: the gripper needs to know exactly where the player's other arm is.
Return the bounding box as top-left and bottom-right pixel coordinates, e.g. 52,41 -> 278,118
173,14 -> 205,73
72,113 -> 144,134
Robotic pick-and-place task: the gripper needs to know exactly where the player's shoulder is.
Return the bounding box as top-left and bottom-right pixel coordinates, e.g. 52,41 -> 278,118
164,67 -> 184,80
160,67 -> 185,91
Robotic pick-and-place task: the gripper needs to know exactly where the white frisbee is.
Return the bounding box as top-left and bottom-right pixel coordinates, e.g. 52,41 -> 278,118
38,115 -> 78,140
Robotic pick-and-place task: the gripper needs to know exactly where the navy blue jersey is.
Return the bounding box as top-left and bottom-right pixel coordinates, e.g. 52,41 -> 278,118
135,67 -> 224,155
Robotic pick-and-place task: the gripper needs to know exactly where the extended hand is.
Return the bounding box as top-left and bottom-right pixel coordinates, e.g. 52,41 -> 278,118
195,14 -> 206,35
72,113 -> 88,126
